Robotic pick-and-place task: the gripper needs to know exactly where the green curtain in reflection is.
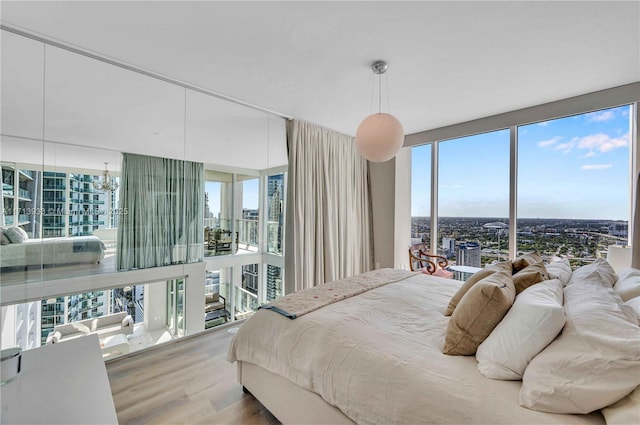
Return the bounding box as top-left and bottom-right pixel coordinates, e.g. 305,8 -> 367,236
117,153 -> 204,270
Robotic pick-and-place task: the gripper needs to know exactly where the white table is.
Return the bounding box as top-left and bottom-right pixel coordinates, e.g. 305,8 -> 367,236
1,334 -> 118,424
449,265 -> 483,281
101,333 -> 130,358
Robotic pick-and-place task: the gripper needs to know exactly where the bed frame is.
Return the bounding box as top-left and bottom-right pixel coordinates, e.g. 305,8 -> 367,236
238,361 -> 355,424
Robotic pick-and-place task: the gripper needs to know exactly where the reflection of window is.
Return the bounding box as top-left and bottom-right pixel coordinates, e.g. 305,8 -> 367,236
266,265 -> 283,302
517,105 -> 631,267
267,173 -> 285,255
167,278 -> 185,338
204,171 -> 234,256
239,177 -> 259,250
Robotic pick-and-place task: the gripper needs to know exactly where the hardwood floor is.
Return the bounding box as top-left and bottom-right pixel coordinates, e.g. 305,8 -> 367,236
106,327 -> 279,425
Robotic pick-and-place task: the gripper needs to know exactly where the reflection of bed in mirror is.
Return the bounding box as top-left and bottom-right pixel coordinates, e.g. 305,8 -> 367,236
0,236 -> 105,268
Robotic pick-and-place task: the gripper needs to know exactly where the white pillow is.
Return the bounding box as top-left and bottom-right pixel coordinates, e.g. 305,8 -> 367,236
520,276 -> 640,414
3,226 -> 28,244
601,386 -> 640,425
625,296 -> 640,324
614,268 -> 640,302
476,279 -> 565,380
546,259 -> 572,286
566,258 -> 617,288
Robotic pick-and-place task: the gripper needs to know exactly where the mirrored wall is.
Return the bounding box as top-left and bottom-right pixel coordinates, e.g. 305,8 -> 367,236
1,28 -> 288,355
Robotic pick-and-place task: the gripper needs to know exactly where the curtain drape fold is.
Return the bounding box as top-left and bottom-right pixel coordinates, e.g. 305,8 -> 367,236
117,153 -> 204,270
285,120 -> 373,292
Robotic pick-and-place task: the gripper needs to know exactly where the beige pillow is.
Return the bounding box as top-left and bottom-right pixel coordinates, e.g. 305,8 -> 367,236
512,251 -> 543,274
443,271 -> 516,356
512,262 -> 549,294
444,260 -> 512,316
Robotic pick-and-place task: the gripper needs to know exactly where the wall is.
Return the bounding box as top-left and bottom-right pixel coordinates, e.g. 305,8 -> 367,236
369,147 -> 411,269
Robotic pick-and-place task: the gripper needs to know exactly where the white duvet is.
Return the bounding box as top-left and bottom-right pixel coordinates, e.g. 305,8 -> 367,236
228,272 -> 604,425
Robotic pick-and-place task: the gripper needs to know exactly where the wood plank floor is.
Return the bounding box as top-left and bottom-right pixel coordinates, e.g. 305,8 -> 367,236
106,327 -> 279,425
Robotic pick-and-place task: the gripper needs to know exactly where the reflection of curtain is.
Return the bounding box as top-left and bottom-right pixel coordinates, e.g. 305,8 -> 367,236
117,153 -> 204,270
633,171 -> 640,268
285,120 -> 373,292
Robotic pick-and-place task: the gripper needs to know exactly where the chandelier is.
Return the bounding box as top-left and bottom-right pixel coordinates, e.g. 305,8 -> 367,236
355,60 -> 405,162
93,162 -> 119,192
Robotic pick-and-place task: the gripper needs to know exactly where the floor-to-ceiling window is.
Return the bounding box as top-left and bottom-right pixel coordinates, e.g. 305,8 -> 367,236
437,129 -> 510,268
239,176 -> 260,252
517,105 -> 631,266
411,104 -> 634,270
411,144 -> 431,248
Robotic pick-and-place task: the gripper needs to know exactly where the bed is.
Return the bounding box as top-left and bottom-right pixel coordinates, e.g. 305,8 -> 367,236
0,236 -> 105,268
228,265 -> 640,425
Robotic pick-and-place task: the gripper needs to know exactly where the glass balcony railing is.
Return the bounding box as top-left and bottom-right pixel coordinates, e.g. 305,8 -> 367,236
234,286 -> 259,320
18,189 -> 32,199
237,218 -> 259,248
18,215 -> 30,224
267,221 -> 283,255
214,283 -> 257,320
5,216 -> 14,225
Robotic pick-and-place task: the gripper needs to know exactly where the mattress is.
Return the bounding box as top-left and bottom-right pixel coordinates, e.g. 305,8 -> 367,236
228,271 -> 604,425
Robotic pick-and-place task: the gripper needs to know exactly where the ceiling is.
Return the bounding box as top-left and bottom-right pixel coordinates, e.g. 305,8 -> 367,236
1,1 -> 639,168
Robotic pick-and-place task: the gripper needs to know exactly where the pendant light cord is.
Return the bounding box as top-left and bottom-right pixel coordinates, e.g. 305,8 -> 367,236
378,74 -> 382,114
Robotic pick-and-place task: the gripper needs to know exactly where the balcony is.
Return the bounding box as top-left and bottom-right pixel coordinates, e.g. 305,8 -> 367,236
18,170 -> 34,180
237,218 -> 259,250
18,189 -> 32,200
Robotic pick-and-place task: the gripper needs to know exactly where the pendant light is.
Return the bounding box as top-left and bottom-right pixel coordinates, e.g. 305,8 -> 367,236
355,61 -> 404,162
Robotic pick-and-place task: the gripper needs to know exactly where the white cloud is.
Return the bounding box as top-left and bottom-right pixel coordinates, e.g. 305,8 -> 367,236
537,121 -> 550,127
587,111 -> 615,122
553,132 -> 628,156
537,136 -> 561,147
581,164 -> 612,170
554,140 -> 576,154
578,132 -> 628,152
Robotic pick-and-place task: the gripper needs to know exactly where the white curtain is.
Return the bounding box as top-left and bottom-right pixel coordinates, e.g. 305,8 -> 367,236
117,153 -> 204,270
284,120 -> 373,292
633,170 -> 640,268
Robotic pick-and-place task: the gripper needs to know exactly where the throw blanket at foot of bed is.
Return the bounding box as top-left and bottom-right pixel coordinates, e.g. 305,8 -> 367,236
260,268 -> 414,319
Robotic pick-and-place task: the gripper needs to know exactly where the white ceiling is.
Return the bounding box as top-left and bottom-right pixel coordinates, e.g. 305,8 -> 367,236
1,1 -> 639,168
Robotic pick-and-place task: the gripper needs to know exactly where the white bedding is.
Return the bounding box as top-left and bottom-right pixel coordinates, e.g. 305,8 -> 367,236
228,272 -> 604,425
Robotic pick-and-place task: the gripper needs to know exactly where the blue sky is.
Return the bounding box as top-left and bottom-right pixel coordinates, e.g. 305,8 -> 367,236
206,178 -> 259,216
412,105 -> 631,220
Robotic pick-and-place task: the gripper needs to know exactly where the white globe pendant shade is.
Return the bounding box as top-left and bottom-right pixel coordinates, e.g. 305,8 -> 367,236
355,113 -> 405,162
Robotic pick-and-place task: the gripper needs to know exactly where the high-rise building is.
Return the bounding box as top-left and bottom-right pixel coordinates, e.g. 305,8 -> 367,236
442,237 -> 456,255
456,242 -> 481,268
266,265 -> 282,301
1,166 -> 41,237
68,173 -> 109,237
242,264 -> 260,295
267,174 -> 284,253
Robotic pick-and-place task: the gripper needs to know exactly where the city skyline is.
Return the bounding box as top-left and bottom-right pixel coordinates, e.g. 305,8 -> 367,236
412,104 -> 632,221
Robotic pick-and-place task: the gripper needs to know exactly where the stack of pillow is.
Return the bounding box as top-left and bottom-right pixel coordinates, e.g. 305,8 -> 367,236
442,252 -> 640,423
0,226 -> 29,245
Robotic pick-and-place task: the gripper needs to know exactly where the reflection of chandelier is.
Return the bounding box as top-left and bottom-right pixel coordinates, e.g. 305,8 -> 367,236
94,162 -> 119,192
